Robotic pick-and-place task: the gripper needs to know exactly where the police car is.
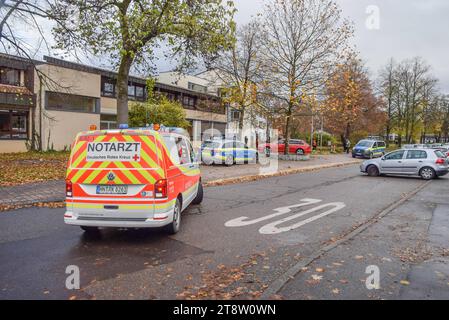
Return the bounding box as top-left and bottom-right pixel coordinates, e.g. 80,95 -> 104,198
64,124 -> 202,234
200,138 -> 258,166
352,139 -> 386,159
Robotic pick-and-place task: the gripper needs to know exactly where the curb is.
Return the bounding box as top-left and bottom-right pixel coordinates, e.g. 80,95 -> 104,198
203,159 -> 361,188
259,180 -> 431,299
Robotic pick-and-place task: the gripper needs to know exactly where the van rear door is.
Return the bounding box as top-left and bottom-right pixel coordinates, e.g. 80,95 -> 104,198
66,131 -> 164,219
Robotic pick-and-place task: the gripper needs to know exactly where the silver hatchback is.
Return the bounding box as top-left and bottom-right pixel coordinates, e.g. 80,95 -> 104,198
360,148 -> 449,180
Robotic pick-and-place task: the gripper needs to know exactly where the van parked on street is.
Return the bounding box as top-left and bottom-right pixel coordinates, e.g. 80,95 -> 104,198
64,126 -> 202,234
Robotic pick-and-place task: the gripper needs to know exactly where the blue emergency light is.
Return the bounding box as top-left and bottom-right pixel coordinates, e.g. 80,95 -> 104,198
119,124 -> 129,129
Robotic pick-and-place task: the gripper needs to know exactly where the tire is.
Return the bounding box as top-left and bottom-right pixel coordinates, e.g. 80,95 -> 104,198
224,154 -> 234,166
166,198 -> 181,234
192,181 -> 203,205
80,226 -> 99,233
296,148 -> 305,155
419,167 -> 436,180
367,165 -> 379,177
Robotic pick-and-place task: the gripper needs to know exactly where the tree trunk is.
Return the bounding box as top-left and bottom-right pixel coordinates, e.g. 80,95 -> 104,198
238,108 -> 245,140
284,111 -> 291,155
116,55 -> 133,125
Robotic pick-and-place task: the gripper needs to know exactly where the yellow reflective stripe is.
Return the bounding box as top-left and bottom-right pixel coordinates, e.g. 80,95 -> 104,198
72,203 -> 151,210
70,141 -> 86,167
154,199 -> 176,210
114,162 -> 140,184
82,161 -> 112,184
72,203 -> 104,209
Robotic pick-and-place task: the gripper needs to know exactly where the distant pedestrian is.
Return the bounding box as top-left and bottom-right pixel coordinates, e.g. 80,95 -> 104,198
312,139 -> 317,151
345,138 -> 351,154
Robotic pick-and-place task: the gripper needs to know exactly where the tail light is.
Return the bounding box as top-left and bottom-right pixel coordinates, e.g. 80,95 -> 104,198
66,180 -> 73,197
155,179 -> 167,198
436,158 -> 445,165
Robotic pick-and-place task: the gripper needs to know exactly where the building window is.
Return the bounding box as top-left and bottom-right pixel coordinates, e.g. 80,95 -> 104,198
183,96 -> 195,108
128,84 -> 136,99
128,83 -> 145,101
46,91 -> 100,113
188,82 -> 207,93
135,86 -> 144,99
0,110 -> 28,140
100,114 -> 117,130
0,67 -> 21,86
103,82 -> 115,97
231,110 -> 240,121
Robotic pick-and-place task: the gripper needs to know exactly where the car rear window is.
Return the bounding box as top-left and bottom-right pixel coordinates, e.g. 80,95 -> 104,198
434,150 -> 445,158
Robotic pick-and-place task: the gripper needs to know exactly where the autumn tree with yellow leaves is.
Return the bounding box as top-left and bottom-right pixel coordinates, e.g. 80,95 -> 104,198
323,57 -> 385,146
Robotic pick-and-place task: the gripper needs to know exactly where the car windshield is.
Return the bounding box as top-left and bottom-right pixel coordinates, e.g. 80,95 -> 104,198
356,141 -> 372,147
202,141 -> 221,149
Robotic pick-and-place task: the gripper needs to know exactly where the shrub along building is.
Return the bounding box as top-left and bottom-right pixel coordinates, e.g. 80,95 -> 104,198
0,54 -> 224,153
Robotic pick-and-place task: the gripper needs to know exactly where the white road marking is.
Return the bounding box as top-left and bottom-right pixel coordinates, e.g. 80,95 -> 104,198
224,198 -> 346,235
224,198 -> 322,227
259,202 -> 346,234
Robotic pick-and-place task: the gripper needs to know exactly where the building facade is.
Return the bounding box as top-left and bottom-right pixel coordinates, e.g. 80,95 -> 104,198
0,54 -> 226,153
0,55 -> 36,152
196,69 -> 270,148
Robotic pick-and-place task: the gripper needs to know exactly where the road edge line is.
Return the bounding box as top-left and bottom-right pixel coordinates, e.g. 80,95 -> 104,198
259,180 -> 431,299
203,159 -> 361,188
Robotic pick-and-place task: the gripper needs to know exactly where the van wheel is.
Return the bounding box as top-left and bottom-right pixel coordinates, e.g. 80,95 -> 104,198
167,198 -> 181,234
80,226 -> 99,233
419,167 -> 436,180
367,165 -> 379,177
192,182 -> 203,205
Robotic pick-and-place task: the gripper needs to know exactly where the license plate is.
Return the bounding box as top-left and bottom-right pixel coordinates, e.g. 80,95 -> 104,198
96,185 -> 128,195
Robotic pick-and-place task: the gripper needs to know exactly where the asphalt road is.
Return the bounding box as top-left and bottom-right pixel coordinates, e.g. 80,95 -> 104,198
0,164 -> 447,299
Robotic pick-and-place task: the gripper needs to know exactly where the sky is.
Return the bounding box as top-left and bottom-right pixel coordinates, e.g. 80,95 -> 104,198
231,0 -> 449,93
12,0 -> 449,93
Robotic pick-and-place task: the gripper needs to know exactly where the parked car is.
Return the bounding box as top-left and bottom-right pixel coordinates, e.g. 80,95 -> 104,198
64,125 -> 203,234
259,139 -> 312,156
352,139 -> 386,159
200,139 -> 258,166
360,148 -> 449,180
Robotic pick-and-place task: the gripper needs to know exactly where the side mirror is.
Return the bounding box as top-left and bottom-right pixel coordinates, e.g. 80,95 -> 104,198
381,157 -> 385,161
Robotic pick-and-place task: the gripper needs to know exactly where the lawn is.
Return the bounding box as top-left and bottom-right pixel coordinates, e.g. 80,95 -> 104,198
0,151 -> 70,186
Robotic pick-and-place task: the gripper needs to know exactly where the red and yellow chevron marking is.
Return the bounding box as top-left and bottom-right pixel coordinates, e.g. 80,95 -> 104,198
66,132 -> 165,185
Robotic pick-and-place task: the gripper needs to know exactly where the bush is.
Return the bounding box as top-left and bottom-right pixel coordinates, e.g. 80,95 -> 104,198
129,96 -> 190,129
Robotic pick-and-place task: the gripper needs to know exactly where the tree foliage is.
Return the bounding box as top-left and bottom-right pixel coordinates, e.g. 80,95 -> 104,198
129,91 -> 190,129
209,20 -> 263,131
259,0 -> 353,153
323,56 -> 385,144
49,0 -> 236,124
378,57 -> 440,145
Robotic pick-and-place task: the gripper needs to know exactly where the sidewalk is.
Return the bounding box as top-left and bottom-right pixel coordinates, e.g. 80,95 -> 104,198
0,154 -> 359,208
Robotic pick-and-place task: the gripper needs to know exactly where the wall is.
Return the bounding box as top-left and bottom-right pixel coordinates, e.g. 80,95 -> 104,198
0,140 -> 28,153
34,64 -> 101,151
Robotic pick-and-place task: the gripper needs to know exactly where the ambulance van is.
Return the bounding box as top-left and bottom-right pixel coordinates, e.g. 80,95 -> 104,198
64,126 -> 203,234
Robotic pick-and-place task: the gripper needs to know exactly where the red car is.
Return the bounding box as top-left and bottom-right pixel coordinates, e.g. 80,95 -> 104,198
259,139 -> 312,155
